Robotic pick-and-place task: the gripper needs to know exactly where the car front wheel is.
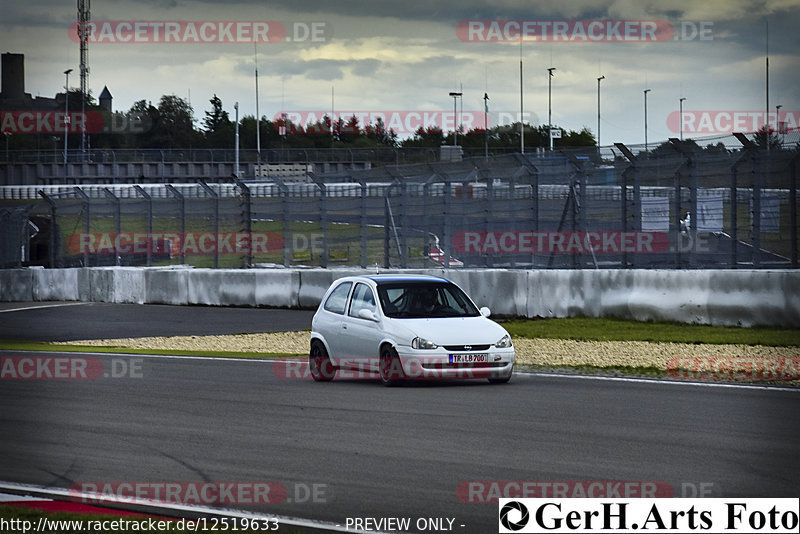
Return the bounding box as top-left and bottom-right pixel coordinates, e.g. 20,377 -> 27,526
488,367 -> 513,384
379,345 -> 405,387
309,341 -> 336,381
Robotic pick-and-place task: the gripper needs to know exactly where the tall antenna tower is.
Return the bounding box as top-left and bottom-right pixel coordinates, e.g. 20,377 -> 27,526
77,0 -> 91,154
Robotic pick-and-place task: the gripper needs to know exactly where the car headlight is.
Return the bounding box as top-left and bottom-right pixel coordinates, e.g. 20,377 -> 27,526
494,334 -> 512,348
411,337 -> 438,350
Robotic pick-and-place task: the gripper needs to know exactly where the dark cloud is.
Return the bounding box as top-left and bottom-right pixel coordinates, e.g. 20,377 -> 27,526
351,58 -> 381,77
128,0 -> 181,7
278,59 -> 346,80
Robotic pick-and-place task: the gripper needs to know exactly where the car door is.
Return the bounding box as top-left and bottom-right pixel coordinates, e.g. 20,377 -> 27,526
342,282 -> 383,372
317,281 -> 353,365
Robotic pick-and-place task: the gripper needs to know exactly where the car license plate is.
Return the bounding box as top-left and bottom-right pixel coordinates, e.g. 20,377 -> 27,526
449,353 -> 488,363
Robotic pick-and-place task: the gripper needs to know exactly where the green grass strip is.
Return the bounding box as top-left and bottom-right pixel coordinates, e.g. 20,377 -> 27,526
500,317 -> 800,346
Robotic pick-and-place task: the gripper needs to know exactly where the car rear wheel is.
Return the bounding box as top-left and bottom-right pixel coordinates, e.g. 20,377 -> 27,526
379,345 -> 404,387
309,341 -> 336,381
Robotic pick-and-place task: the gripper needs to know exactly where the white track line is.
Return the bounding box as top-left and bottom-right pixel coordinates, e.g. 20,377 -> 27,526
2,349 -> 797,393
0,302 -> 88,314
517,371 -> 800,393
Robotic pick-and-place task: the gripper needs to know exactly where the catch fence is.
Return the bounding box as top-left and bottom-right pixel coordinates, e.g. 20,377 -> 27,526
1,140 -> 797,270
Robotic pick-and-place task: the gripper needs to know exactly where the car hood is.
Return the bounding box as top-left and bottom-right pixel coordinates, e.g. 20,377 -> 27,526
386,316 -> 509,346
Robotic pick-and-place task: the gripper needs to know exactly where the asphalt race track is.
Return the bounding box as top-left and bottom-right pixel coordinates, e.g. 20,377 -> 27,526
1,303 -> 799,533
0,302 -> 315,341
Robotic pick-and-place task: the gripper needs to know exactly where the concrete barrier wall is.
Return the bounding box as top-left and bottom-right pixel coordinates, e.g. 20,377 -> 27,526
1,267 -> 798,327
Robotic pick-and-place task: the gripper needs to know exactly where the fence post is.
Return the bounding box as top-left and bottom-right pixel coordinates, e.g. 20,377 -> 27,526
457,167 -> 478,268
231,176 -> 252,269
265,176 -> 290,268
531,164 -> 539,268
752,154 -> 762,268
359,178 -> 368,268
198,181 -> 219,269
485,169 -> 494,269
133,185 -> 153,267
668,139 -> 694,269
313,179 -> 328,269
791,152 -> 799,267
384,195 -> 390,268
422,174 -> 438,267
38,190 -> 58,268
400,181 -> 409,268
730,160 -> 739,269
443,179 -> 451,271
165,185 -> 186,265
102,188 -> 121,266
731,133 -> 759,269
578,168 -> 588,269
383,179 -> 402,268
614,143 -> 638,269
557,150 -> 587,268
73,187 -> 91,267
511,154 -> 541,268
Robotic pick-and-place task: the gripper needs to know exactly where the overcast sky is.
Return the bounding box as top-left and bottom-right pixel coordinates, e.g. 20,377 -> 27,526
2,0 -> 799,146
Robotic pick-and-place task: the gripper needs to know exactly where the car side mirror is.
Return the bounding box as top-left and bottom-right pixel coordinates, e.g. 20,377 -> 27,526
357,308 -> 379,322
480,306 -> 491,318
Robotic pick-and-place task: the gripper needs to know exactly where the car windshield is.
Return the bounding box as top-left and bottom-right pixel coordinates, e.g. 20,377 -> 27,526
376,282 -> 481,318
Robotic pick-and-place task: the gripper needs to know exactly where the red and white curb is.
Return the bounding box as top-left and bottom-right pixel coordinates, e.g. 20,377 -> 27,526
0,481 -> 382,533
0,490 -> 153,518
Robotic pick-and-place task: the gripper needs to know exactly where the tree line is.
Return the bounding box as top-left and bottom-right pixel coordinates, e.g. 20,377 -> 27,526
4,92 -> 789,152
3,92 -> 598,151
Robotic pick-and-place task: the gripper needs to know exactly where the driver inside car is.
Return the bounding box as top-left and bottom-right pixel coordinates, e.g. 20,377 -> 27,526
412,287 -> 439,314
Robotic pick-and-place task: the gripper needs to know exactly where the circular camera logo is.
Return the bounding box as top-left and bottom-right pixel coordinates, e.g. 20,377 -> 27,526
500,500 -> 529,531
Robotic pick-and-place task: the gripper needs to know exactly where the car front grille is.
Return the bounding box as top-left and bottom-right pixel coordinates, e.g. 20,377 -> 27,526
442,344 -> 491,352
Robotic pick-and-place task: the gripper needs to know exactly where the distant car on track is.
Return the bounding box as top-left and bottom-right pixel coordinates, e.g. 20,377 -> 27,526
310,274 -> 515,385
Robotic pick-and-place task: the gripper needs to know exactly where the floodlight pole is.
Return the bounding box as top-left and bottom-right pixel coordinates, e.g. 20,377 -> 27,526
234,102 -> 240,177
644,89 -> 651,152
679,97 -> 686,140
484,92 -> 489,160
519,42 -> 524,154
548,67 -> 556,150
597,75 -> 604,147
449,91 -> 462,146
63,69 -> 73,168
254,43 -> 261,165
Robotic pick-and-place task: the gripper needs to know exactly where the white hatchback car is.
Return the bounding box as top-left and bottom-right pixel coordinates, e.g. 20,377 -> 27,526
310,274 -> 515,385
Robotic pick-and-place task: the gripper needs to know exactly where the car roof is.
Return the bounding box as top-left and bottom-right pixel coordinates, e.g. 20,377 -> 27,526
364,274 -> 450,285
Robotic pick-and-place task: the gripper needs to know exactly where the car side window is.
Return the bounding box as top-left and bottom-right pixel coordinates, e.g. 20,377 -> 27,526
348,283 -> 376,318
323,282 -> 352,315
